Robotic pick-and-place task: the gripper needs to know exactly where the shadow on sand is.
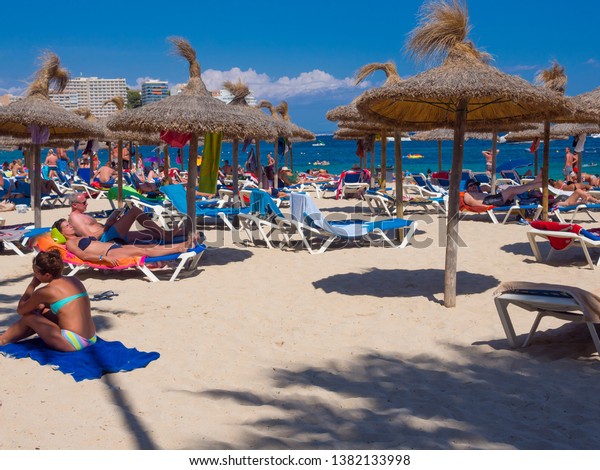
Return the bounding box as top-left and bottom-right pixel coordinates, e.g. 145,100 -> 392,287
192,345 -> 600,450
313,268 -> 498,303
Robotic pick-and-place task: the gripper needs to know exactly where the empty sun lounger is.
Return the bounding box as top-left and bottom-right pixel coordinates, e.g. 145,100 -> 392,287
494,281 -> 600,355
527,220 -> 600,269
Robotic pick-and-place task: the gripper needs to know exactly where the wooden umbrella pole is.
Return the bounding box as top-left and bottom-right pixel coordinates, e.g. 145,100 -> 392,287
290,142 -> 294,173
490,129 -> 498,193
444,100 -> 468,308
542,121 -> 550,221
437,138 -> 443,173
117,140 -> 123,209
256,140 -> 263,189
33,143 -> 42,228
232,138 -> 240,208
394,130 -> 404,242
73,141 -> 79,172
164,146 -> 171,184
370,134 -> 376,188
380,131 -> 387,191
273,138 -> 279,189
187,134 -> 199,235
135,144 -> 140,169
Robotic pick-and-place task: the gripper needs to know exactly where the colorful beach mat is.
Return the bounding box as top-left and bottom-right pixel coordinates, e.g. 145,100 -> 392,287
0,337 -> 160,382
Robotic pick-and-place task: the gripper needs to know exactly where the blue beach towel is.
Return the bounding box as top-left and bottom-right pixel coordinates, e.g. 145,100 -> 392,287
0,337 -> 160,382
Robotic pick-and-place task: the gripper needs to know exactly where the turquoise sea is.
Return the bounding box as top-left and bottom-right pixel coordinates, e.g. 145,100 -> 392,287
2,133 -> 599,181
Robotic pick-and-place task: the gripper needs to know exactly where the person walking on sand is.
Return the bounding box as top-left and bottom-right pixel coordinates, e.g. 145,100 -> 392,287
482,149 -> 498,177
45,149 -> 59,179
564,147 -> 578,180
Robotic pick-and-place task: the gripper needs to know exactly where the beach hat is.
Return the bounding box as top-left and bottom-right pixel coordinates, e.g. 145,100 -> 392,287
465,178 -> 480,187
280,166 -> 290,172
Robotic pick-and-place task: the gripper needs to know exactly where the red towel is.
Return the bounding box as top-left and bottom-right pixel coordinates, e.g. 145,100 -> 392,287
530,220 -> 582,250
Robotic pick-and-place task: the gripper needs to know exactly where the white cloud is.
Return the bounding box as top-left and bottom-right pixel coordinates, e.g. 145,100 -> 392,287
180,67 -> 367,101
586,58 -> 599,67
504,64 -> 538,72
0,86 -> 25,96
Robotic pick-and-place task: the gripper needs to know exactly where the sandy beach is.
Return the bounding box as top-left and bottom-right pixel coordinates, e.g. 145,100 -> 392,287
1,195 -> 600,450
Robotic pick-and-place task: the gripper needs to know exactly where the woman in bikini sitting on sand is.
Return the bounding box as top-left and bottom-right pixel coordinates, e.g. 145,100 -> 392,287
52,218 -> 198,267
0,250 -> 97,351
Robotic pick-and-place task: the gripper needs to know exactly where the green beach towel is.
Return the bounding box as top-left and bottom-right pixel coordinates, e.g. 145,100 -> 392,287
198,132 -> 222,194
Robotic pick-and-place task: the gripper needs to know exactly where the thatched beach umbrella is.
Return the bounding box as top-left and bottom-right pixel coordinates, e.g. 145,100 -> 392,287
327,63 -> 407,191
571,87 -> 600,119
257,100 -> 293,189
356,0 -> 571,307
107,37 -> 276,227
0,52 -> 100,227
222,80 -> 282,205
275,101 -> 315,172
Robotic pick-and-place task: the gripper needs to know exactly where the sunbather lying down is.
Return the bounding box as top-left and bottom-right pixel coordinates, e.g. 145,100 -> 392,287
552,188 -> 600,208
463,173 -> 543,208
52,218 -> 199,267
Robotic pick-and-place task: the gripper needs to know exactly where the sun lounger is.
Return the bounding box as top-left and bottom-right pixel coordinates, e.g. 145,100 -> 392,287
527,220 -> 600,269
160,184 -> 247,231
459,191 -> 541,224
290,192 -> 418,254
494,281 -> 600,355
33,233 -> 206,282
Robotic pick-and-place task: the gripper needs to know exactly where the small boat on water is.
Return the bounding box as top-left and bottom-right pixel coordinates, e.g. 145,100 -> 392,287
405,154 -> 424,159
312,140 -> 326,147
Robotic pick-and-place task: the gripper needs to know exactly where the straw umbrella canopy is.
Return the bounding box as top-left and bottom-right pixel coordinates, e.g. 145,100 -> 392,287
107,37 -> 278,227
275,101 -> 315,142
355,0 -> 571,307
257,100 -> 293,189
0,52 -> 100,227
411,128 -> 494,173
571,87 -> 600,120
222,80 -> 285,205
275,101 -> 315,173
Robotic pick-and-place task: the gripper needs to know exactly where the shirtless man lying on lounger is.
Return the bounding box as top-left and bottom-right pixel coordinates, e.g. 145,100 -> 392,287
53,218 -> 197,267
67,192 -> 189,244
463,173 -> 543,208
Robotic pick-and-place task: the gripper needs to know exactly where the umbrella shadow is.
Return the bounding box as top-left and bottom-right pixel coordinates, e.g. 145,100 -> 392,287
189,347 -> 600,449
313,268 -> 498,302
474,322 -> 600,361
500,241 -> 536,257
199,247 -> 253,266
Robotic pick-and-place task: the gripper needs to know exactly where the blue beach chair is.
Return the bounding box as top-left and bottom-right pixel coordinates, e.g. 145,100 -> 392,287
290,192 -> 419,254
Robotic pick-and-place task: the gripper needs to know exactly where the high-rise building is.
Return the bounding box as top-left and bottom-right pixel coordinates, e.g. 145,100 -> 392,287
48,91 -> 79,110
141,80 -> 169,106
50,77 -> 127,117
212,89 -> 257,106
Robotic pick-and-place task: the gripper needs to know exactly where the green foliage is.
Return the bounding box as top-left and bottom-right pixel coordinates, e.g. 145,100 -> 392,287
126,88 -> 142,108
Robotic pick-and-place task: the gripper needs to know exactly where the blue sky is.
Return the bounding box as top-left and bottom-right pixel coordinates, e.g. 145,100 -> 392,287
1,0 -> 598,133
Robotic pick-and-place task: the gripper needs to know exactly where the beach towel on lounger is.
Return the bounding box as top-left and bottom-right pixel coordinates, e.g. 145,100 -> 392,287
0,337 -> 160,382
530,220 -> 600,250
459,191 -> 493,213
35,234 -> 143,269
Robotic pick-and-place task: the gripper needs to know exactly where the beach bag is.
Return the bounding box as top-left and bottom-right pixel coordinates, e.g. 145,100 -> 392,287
0,201 -> 15,212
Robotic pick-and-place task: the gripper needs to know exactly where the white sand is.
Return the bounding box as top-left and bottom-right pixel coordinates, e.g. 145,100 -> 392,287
1,195 -> 600,450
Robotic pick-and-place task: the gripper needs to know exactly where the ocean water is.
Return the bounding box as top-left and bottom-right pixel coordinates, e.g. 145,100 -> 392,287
2,133 -> 599,181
